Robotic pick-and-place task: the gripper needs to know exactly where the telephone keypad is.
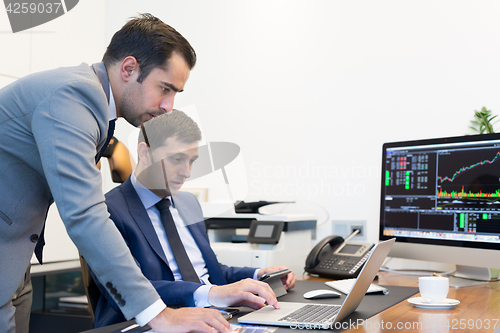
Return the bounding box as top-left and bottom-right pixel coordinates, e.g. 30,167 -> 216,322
306,240 -> 375,279
316,251 -> 372,275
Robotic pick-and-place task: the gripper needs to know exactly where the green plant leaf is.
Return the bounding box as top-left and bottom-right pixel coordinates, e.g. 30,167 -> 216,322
470,107 -> 497,134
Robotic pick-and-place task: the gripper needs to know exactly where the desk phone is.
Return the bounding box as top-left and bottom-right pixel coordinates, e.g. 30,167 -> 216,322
305,235 -> 374,279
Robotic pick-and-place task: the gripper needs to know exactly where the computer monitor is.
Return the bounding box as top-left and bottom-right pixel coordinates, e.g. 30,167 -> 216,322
379,133 -> 500,282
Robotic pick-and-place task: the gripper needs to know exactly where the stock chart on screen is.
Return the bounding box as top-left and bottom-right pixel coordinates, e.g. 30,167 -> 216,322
381,136 -> 500,244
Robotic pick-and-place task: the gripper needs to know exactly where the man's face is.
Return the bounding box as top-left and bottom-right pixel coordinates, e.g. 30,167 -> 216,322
137,136 -> 199,197
119,52 -> 191,127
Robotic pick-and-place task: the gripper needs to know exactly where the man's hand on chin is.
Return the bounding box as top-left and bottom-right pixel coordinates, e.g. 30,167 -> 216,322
147,307 -> 231,333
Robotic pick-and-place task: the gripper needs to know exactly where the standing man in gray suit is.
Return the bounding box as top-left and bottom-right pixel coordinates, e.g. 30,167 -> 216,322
0,14 -> 234,333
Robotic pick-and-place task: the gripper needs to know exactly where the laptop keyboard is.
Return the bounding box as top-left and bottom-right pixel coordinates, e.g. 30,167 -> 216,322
278,304 -> 340,324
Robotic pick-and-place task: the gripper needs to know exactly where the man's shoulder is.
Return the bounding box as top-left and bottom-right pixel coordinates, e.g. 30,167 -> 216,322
27,63 -> 95,84
2,63 -> 104,108
105,180 -> 130,204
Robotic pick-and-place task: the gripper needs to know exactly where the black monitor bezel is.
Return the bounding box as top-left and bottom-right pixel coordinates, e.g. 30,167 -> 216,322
379,132 -> 500,251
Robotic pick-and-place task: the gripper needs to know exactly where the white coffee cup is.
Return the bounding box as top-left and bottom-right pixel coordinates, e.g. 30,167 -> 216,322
418,276 -> 449,303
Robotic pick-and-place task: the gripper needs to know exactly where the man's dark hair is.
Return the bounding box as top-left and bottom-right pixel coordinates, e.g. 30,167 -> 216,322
103,13 -> 196,83
139,110 -> 202,152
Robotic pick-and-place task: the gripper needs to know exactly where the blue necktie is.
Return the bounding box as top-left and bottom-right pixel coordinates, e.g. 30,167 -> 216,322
156,198 -> 200,283
34,207 -> 48,264
96,120 -> 116,163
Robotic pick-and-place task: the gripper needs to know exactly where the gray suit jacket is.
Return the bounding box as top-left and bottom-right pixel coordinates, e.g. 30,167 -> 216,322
0,63 -> 159,321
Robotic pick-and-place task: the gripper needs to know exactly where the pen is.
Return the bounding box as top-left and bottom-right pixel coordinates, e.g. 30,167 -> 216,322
121,324 -> 139,332
120,323 -> 151,333
219,311 -> 233,320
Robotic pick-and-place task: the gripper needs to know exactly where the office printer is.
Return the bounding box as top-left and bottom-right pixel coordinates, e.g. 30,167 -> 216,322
204,202 -> 317,275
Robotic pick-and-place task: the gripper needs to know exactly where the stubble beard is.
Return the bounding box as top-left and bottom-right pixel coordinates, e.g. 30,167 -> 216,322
119,93 -> 144,128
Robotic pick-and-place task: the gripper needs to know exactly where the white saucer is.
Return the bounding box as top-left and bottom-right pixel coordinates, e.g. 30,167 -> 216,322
408,297 -> 460,309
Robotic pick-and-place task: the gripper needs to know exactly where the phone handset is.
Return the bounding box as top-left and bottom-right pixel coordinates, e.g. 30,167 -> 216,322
304,235 -> 344,272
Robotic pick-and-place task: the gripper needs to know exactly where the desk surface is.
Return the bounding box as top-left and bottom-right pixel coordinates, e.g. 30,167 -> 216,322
312,271 -> 500,333
82,271 -> 500,333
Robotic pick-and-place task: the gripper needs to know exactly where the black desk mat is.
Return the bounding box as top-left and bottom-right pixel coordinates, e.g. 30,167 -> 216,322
233,280 -> 419,332
81,280 -> 418,333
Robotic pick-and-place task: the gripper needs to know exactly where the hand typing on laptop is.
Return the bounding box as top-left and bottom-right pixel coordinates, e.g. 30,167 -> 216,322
208,278 -> 280,309
208,266 -> 296,309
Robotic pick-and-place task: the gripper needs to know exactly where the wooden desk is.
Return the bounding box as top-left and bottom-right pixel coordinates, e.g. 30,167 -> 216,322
308,271 -> 500,332
83,272 -> 500,333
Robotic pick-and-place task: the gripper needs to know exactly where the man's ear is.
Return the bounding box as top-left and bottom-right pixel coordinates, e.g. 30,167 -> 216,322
137,142 -> 152,166
120,56 -> 139,82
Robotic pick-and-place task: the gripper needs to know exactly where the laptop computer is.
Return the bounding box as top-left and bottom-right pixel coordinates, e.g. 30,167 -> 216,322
238,238 -> 395,329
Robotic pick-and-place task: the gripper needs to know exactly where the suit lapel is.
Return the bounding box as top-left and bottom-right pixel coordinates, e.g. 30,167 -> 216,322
121,179 -> 169,265
174,195 -> 227,285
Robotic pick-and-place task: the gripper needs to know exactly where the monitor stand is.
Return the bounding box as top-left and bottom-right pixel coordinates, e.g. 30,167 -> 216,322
449,265 -> 499,287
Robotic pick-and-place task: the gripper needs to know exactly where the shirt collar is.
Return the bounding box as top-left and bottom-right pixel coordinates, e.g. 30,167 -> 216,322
108,83 -> 117,121
131,171 -> 171,210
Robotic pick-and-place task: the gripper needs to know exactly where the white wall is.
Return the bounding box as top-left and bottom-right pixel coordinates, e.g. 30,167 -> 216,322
2,1 -> 500,264
106,0 -> 500,244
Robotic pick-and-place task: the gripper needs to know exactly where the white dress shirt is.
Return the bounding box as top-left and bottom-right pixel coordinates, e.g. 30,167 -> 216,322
108,83 -> 117,121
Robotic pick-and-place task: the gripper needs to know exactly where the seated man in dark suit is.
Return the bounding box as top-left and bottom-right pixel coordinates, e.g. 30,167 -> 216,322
93,110 -> 296,327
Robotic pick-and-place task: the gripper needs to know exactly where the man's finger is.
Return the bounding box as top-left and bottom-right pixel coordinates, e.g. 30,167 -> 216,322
200,311 -> 231,333
244,281 -> 278,305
